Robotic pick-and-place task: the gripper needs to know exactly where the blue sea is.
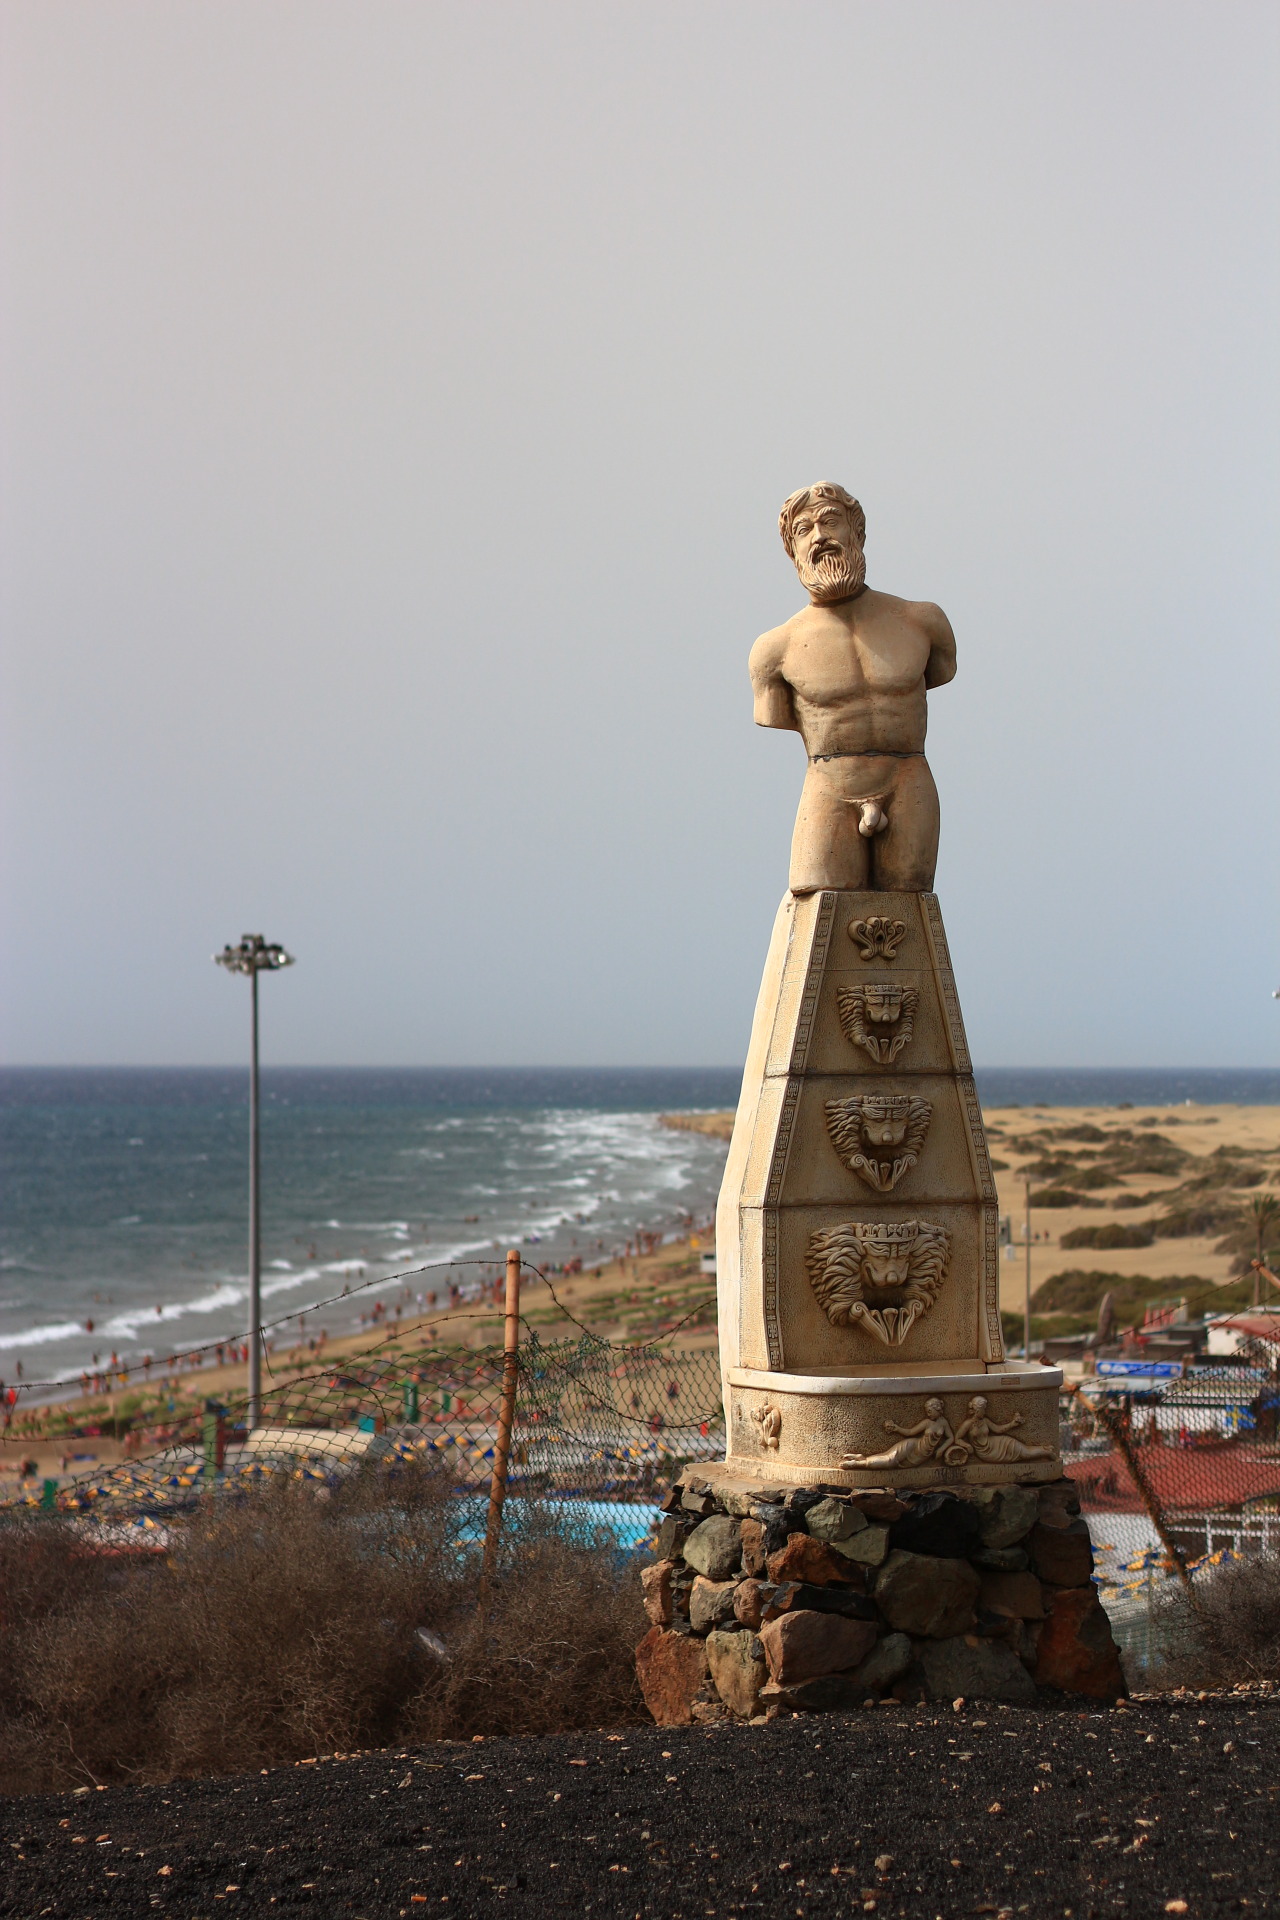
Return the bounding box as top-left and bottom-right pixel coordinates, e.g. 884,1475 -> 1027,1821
2,1066 -> 1278,1390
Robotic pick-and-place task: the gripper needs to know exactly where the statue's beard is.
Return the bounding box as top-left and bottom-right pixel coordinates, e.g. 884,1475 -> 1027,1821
797,544 -> 866,604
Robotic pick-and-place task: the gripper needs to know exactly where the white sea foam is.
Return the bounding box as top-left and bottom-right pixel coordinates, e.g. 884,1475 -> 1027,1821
4,1101 -> 728,1388
0,1319 -> 89,1352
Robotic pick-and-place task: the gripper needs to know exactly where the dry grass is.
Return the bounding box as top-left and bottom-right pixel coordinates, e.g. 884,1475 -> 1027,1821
0,1468 -> 646,1794
1151,1553 -> 1280,1691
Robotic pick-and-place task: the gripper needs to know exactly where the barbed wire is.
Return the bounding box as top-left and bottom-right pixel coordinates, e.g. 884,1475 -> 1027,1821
519,1259 -> 716,1348
8,1256 -> 513,1398
7,1247 -> 718,1404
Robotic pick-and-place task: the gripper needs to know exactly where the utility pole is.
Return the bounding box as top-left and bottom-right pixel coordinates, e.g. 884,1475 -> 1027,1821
215,934 -> 294,1428
1023,1173 -> 1033,1360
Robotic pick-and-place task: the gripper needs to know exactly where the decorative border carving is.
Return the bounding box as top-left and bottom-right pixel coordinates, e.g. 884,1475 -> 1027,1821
919,900 -> 1001,1360
981,1201 -> 1002,1361
762,893 -> 835,1370
920,893 -> 972,1074
956,1074 -> 996,1202
789,892 -> 836,1073
762,1210 -> 783,1369
765,1081 -> 802,1210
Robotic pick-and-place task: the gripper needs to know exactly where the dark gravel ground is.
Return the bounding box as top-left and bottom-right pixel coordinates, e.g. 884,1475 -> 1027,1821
3,1698 -> 1277,1920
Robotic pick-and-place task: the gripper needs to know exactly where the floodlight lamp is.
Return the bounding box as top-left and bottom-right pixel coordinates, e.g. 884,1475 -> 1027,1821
213,934 -> 295,975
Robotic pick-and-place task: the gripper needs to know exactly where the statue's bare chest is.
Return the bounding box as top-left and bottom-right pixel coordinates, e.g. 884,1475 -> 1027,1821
783,610 -> 929,707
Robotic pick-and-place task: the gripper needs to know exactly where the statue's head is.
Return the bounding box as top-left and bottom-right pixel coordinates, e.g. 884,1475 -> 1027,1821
968,1396 -> 988,1416
924,1397 -> 944,1418
779,482 -> 867,604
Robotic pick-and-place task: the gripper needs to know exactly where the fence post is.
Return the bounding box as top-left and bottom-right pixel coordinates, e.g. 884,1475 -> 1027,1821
1096,1395 -> 1194,1596
482,1249 -> 523,1588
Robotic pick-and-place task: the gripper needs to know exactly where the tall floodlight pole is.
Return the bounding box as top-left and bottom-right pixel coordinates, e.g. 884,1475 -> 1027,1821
214,935 -> 294,1428
1023,1173 -> 1033,1361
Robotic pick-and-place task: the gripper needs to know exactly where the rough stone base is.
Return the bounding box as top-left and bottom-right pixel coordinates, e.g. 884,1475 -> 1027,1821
635,1467 -> 1125,1726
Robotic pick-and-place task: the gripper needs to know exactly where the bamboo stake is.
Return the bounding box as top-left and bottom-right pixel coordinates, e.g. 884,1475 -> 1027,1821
481,1249 -> 522,1588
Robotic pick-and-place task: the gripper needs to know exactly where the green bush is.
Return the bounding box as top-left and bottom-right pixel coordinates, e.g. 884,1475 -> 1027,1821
1029,1269 -> 1192,1317
1059,1222 -> 1154,1250
1156,1202 -> 1242,1239
1106,1139 -> 1190,1177
1000,1310 -> 1092,1347
1029,1187 -> 1101,1209
1026,1156 -> 1083,1181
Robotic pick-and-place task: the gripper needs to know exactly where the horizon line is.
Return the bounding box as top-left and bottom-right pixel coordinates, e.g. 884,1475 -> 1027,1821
2,1063 -> 1278,1077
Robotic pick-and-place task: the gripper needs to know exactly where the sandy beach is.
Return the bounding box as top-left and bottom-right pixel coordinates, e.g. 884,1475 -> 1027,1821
5,1100 -> 1275,1482
0,1231 -> 720,1479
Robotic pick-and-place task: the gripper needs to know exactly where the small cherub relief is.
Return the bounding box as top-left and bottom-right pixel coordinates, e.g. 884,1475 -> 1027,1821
841,1397 -> 959,1469
752,1403 -> 782,1452
805,1218 -> 950,1347
824,1091 -> 932,1192
848,915 -> 907,961
954,1395 -> 1054,1464
836,981 -> 919,1064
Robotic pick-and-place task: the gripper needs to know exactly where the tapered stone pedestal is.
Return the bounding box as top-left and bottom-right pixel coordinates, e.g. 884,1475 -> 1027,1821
714,889 -> 1062,1490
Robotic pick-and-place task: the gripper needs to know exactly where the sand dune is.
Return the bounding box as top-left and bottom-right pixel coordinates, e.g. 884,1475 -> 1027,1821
663,1102 -> 1280,1320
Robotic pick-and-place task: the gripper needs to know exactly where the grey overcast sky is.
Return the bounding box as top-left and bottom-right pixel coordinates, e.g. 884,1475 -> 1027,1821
1,1 -> 1276,1071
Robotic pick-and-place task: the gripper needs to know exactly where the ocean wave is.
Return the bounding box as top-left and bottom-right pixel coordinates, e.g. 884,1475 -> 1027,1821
0,1319 -> 89,1352
1,1097 -> 729,1383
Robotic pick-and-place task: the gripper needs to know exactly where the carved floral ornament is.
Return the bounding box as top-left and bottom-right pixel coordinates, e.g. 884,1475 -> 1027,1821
805,1218 -> 950,1348
836,981 -> 918,1064
841,1394 -> 1055,1470
848,916 -> 906,961
824,1091 -> 931,1191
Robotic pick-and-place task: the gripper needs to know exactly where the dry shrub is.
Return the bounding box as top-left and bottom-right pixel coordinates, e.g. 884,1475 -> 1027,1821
404,1522 -> 646,1743
0,1468 -> 646,1793
1150,1552 -> 1280,1691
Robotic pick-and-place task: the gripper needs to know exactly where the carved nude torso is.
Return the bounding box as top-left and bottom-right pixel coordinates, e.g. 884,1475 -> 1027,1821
750,579 -> 956,893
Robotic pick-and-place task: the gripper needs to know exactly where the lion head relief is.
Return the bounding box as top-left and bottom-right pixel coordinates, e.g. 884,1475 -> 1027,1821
835,982 -> 919,1064
824,1091 -> 932,1191
805,1218 -> 951,1347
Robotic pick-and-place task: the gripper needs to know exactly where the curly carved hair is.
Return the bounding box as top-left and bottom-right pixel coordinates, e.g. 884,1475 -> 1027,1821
778,482 -> 866,559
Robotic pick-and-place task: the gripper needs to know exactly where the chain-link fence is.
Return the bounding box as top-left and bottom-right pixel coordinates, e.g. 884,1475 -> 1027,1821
1064,1370 -> 1280,1527
0,1324 -> 725,1562
1061,1359 -> 1280,1671
9,1290 -> 1280,1603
